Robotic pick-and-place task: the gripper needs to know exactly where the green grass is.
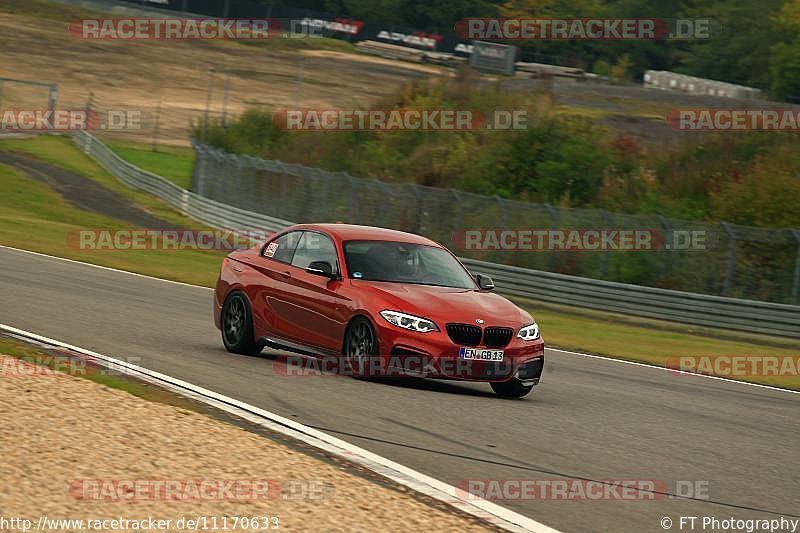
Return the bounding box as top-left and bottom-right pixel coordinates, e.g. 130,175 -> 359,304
0,135 -> 197,227
0,137 -> 225,286
0,135 -> 797,389
515,298 -> 799,390
104,140 -> 195,189
0,338 -> 203,408
0,338 -> 151,397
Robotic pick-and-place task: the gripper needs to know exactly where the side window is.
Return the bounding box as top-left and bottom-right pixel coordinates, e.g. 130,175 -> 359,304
263,231 -> 301,264
291,232 -> 339,273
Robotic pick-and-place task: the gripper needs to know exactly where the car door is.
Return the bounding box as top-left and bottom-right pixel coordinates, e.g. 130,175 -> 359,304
249,230 -> 303,338
278,231 -> 350,352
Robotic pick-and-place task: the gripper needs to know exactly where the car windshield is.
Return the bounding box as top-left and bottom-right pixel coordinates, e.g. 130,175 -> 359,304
343,241 -> 477,289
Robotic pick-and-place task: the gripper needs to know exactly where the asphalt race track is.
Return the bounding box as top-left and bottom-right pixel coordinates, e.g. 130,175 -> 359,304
2,246 -> 797,532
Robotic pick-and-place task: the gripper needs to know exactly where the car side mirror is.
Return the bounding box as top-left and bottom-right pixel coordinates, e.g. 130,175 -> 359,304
307,261 -> 337,279
475,273 -> 495,291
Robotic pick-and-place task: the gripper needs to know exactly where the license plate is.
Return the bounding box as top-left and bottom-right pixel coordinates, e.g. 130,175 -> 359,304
459,347 -> 504,362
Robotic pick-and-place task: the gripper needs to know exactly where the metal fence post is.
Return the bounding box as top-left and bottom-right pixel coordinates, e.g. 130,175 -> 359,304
198,146 -> 210,196
233,154 -> 244,208
411,185 -> 424,234
374,179 -> 391,228
544,203 -> 558,271
450,189 -> 462,249
495,195 -> 508,263
262,161 -> 276,215
301,169 -> 315,222
345,173 -> 357,224
151,100 -> 162,152
201,67 -> 215,144
600,209 -> 612,278
658,214 -> 673,276
83,91 -> 94,122
319,169 -> 331,222
48,84 -> 58,113
82,129 -> 92,154
721,222 -> 737,296
221,73 -> 230,127
791,228 -> 800,305
190,143 -> 201,194
279,163 -> 289,219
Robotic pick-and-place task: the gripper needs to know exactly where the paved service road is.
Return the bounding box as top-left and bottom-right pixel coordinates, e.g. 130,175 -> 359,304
2,246 -> 798,532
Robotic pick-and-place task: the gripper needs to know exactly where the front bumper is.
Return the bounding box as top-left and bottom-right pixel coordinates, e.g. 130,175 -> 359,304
374,322 -> 545,383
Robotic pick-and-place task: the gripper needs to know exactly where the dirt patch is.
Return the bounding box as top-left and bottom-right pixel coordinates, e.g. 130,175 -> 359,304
0,151 -> 177,228
0,352 -> 495,531
300,49 -> 446,76
0,5 -> 441,146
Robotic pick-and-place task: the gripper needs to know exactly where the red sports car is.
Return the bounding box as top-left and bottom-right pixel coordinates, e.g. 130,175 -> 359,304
214,224 -> 544,397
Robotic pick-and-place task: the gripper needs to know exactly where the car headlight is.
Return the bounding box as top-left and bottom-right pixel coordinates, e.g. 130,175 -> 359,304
517,322 -> 540,341
380,310 -> 439,333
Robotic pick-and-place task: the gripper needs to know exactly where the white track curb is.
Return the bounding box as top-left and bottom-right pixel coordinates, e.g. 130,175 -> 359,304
0,323 -> 560,533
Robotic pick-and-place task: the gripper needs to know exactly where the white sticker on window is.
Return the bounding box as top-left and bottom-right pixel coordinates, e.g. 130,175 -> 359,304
265,242 -> 279,257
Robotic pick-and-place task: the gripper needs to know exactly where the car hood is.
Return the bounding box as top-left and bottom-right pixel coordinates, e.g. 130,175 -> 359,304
357,281 -> 532,326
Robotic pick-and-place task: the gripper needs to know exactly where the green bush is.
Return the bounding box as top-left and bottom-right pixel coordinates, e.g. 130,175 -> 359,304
196,77 -> 800,229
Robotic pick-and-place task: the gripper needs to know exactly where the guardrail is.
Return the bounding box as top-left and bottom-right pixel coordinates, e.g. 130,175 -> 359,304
74,130 -> 291,234
643,70 -> 763,100
459,258 -> 799,338
73,130 -> 800,338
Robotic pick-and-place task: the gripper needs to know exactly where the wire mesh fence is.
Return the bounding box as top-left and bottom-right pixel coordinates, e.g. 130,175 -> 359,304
78,95 -> 212,147
0,77 -> 57,113
0,80 -> 208,148
67,129 -> 799,337
192,143 -> 800,304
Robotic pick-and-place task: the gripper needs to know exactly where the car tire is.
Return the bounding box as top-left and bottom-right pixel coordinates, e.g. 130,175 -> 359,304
343,316 -> 379,379
221,291 -> 262,356
491,378 -> 534,398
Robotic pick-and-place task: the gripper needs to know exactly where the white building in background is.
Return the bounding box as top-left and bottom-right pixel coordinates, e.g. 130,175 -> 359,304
643,70 -> 763,100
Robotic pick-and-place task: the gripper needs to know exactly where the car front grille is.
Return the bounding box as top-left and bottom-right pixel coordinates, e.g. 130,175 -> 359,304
446,324 -> 483,346
483,327 -> 514,347
446,324 -> 516,347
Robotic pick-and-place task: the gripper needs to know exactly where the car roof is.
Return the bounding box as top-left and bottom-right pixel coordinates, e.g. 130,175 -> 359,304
288,223 -> 440,246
